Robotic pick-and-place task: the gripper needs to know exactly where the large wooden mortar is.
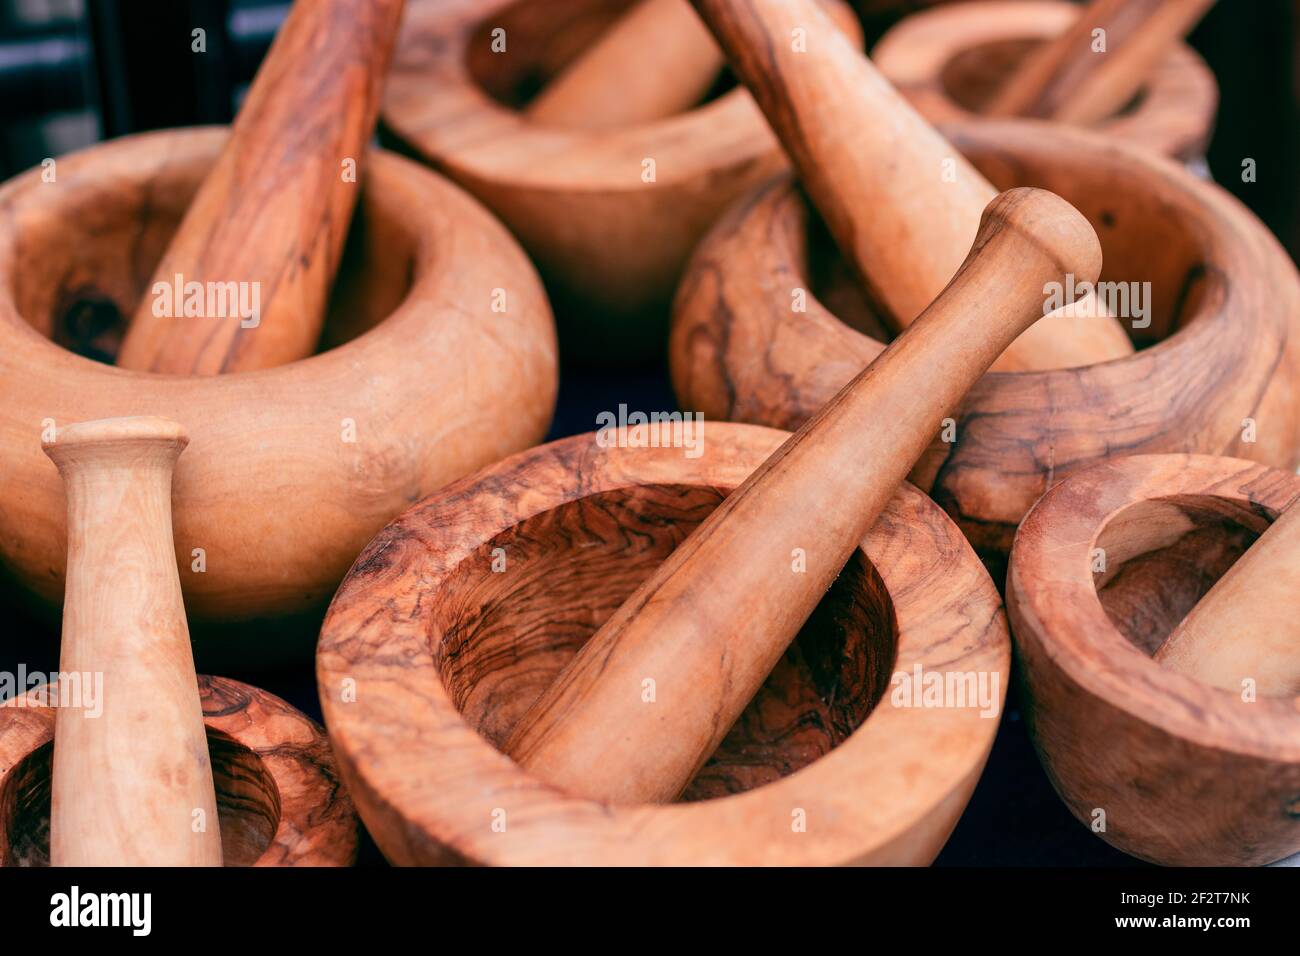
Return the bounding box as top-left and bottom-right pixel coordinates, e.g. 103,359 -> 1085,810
317,423 -> 1009,865
0,128 -> 558,625
379,0 -> 858,363
0,676 -> 357,867
671,120 -> 1300,570
1006,454 -> 1300,866
872,0 -> 1218,165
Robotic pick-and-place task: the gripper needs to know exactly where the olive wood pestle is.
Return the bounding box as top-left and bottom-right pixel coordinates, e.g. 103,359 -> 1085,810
985,0 -> 1217,125
525,0 -> 724,128
115,0 -> 406,375
504,187 -> 1103,803
1154,497 -> 1300,696
687,0 -> 1132,372
43,417 -> 222,866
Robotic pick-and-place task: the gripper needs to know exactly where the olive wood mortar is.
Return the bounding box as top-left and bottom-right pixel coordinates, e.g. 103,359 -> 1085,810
504,188 -> 1097,805
0,675 -> 358,867
0,128 -> 558,624
317,422 -> 1009,865
872,0 -> 1218,164
1006,454 -> 1300,866
671,120 -> 1300,566
379,0 -> 858,362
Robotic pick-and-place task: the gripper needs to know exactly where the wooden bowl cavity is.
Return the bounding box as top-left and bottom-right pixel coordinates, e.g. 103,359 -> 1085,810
872,0 -> 1218,162
318,422 -> 1010,865
0,675 -> 357,867
430,483 -> 898,802
1006,454 -> 1300,866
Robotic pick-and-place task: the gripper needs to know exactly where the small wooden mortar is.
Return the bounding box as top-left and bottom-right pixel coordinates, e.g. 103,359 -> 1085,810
318,422 -> 1009,865
672,120 -> 1300,566
0,128 -> 557,624
872,0 -> 1218,164
379,0 -> 859,362
1006,454 -> 1300,866
0,675 -> 358,866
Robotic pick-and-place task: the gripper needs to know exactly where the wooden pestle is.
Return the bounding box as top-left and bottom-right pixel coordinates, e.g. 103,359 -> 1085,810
985,0 -> 1217,125
115,0 -> 406,375
43,417 -> 221,866
505,187 -> 1102,803
687,0 -> 1131,372
1154,498 -> 1300,696
525,0 -> 724,128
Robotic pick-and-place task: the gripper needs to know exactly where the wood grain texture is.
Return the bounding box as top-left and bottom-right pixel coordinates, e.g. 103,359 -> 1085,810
317,422 -> 1009,865
983,0 -> 1216,125
1154,494 -> 1300,695
689,0 -> 1132,372
380,0 -> 860,362
670,119 -> 1300,564
503,188 -> 1097,804
873,1 -> 1218,162
0,129 -> 557,623
526,0 -> 723,128
1006,454 -> 1300,866
116,0 -> 407,375
0,676 -> 357,866
44,417 -> 221,866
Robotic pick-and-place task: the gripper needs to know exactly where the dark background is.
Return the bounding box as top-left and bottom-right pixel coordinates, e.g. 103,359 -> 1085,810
0,0 -> 1296,866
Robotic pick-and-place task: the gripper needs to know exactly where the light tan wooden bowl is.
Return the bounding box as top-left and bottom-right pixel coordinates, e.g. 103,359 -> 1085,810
1007,454 -> 1300,866
0,675 -> 357,866
0,128 -> 558,626
872,0 -> 1218,164
671,119 -> 1300,573
379,0 -> 858,363
317,422 -> 1009,865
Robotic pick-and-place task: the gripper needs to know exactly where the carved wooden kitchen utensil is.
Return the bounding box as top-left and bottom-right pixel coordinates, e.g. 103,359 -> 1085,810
685,0 -> 1130,373
43,417 -> 221,866
115,0 -> 406,374
1008,454 -> 1300,866
505,187 -> 1101,803
984,0 -> 1217,124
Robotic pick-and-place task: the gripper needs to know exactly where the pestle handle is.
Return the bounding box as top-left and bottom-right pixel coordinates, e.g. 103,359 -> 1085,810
115,0 -> 406,375
1154,498 -> 1300,696
44,417 -> 222,866
985,0 -> 1217,125
687,0 -> 1132,373
525,0 -> 724,128
505,188 -> 1103,804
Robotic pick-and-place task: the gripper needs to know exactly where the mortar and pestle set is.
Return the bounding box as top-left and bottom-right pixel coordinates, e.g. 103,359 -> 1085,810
315,0 -> 1300,867
0,0 -> 1294,868
379,0 -> 861,361
0,0 -> 556,865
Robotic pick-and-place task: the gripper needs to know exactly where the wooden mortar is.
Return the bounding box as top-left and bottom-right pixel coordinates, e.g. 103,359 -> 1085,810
872,0 -> 1219,164
317,422 -> 1009,865
0,128 -> 558,625
0,675 -> 358,866
671,119 -> 1300,568
379,0 -> 859,363
1006,453 -> 1300,866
